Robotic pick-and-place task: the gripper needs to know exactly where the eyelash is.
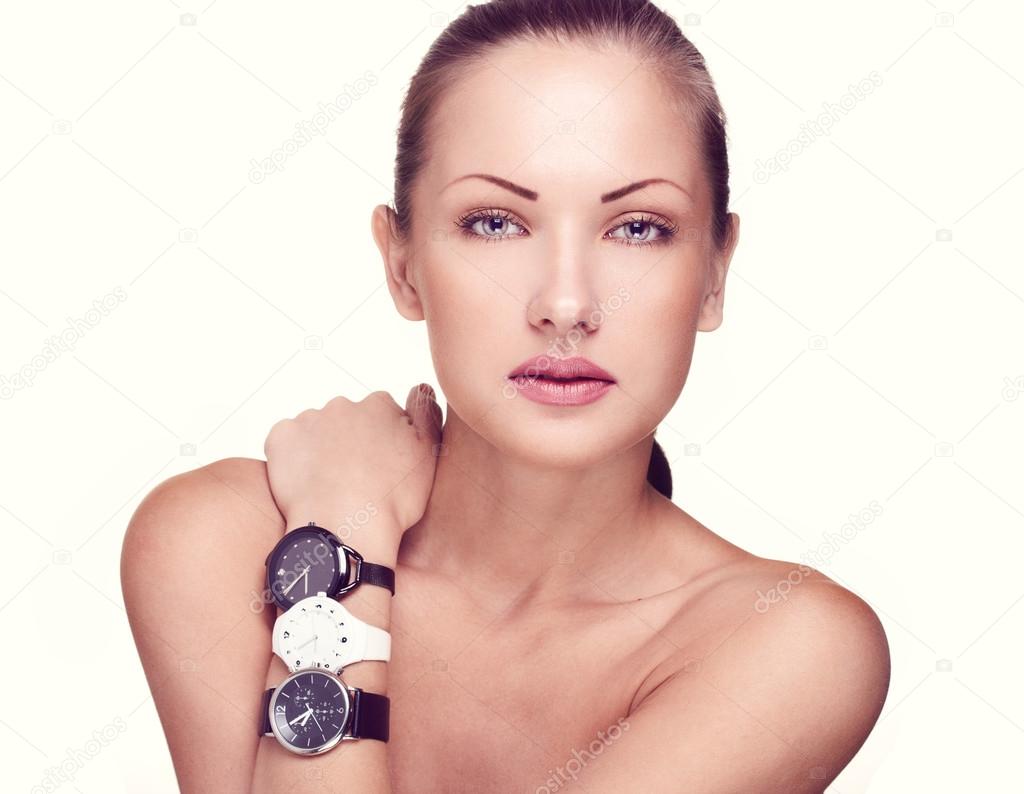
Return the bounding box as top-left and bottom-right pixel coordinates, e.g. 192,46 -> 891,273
453,209 -> 679,248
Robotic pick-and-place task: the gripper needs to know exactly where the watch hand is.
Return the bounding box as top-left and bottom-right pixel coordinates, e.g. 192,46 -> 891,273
289,706 -> 313,726
296,634 -> 316,650
310,709 -> 323,732
282,566 -> 311,596
300,709 -> 312,727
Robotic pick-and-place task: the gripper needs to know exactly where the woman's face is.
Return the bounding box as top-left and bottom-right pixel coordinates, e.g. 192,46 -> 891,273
377,39 -> 739,469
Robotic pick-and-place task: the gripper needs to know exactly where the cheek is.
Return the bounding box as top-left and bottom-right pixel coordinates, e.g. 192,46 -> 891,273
418,257 -> 517,406
616,257 -> 706,395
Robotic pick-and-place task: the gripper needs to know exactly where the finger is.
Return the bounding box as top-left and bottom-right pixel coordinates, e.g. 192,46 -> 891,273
406,383 -> 443,439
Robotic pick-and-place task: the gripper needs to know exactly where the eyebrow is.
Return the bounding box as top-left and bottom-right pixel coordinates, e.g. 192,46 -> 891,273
441,173 -> 691,203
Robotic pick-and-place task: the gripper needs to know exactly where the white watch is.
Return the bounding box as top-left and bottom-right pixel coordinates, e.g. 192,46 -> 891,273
272,592 -> 391,673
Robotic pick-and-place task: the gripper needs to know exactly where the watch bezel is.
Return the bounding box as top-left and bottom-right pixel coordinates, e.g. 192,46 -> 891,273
265,524 -> 347,611
267,669 -> 352,755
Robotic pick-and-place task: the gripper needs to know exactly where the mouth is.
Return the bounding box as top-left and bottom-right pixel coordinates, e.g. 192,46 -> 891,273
507,355 -> 617,384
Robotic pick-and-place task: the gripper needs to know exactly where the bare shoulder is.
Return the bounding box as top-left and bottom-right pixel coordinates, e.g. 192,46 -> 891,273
120,457 -> 283,567
119,452 -> 284,614
584,551 -> 892,792
655,554 -> 891,788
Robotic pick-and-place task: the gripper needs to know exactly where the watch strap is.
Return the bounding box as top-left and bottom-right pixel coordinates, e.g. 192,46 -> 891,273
349,688 -> 390,742
362,622 -> 392,663
358,561 -> 396,595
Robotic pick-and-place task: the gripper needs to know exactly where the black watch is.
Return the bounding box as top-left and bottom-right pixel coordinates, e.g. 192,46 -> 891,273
265,522 -> 396,610
259,669 -> 390,753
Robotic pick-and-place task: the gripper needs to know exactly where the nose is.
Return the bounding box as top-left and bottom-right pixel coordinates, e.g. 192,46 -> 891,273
526,246 -> 601,339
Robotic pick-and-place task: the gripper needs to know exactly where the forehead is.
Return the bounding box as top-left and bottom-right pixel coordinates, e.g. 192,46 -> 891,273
422,39 -> 702,201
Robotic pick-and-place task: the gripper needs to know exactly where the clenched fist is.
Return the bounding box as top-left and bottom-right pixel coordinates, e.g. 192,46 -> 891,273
263,384 -> 444,545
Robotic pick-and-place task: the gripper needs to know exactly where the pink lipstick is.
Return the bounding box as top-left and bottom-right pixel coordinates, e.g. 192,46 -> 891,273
506,355 -> 616,406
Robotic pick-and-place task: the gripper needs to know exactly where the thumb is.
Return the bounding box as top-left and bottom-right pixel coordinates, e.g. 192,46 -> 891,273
406,383 -> 443,441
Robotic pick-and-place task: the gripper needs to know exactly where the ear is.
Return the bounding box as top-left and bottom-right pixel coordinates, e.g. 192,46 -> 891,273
371,203 -> 424,321
697,212 -> 740,332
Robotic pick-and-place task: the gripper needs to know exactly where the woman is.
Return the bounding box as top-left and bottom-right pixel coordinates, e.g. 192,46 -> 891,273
120,1 -> 891,791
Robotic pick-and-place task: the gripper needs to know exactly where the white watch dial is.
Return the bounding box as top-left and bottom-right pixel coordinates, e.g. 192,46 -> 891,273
273,593 -> 357,673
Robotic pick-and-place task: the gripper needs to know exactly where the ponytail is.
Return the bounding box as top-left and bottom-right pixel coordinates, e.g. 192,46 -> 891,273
647,438 -> 673,499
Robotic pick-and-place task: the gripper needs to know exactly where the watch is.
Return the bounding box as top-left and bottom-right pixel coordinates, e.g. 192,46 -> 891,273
265,522 -> 396,610
272,592 -> 391,673
259,669 -> 390,754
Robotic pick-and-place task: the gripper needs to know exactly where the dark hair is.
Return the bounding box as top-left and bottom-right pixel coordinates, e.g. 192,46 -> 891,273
389,0 -> 732,500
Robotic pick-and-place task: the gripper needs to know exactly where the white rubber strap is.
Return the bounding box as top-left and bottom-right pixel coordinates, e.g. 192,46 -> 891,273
362,623 -> 391,662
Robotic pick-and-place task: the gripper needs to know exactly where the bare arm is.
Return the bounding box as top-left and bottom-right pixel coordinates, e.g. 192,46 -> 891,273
249,524 -> 400,794
120,458 -> 287,794
250,386 -> 442,792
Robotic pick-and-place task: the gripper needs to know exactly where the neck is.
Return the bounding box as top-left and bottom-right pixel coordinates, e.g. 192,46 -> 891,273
398,407 -> 663,606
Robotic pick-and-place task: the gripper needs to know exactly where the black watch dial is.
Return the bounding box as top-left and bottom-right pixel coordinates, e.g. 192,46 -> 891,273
266,526 -> 347,610
269,670 -> 351,754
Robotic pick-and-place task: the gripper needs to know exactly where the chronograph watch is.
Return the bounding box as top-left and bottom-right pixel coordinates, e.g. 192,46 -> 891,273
265,522 -> 396,611
259,669 -> 390,753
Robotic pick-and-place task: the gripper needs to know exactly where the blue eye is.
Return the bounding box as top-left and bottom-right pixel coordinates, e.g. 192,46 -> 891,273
606,216 -> 677,247
455,209 -> 527,243
453,209 -> 678,247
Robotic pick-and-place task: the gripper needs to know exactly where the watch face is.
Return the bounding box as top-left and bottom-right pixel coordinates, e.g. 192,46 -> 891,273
273,595 -> 355,673
269,670 -> 351,754
266,526 -> 347,610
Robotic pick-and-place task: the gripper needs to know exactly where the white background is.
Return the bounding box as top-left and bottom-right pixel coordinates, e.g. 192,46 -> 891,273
1,0 -> 1022,791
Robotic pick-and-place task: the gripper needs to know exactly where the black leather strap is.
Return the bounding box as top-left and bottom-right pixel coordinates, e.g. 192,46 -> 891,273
358,561 -> 396,595
259,687 -> 273,736
349,688 -> 390,742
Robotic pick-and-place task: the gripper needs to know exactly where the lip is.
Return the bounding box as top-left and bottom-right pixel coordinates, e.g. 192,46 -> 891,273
508,355 -> 616,382
506,355 -> 616,407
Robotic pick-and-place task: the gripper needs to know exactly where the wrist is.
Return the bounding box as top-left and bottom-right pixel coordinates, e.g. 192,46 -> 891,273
283,511 -> 403,568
